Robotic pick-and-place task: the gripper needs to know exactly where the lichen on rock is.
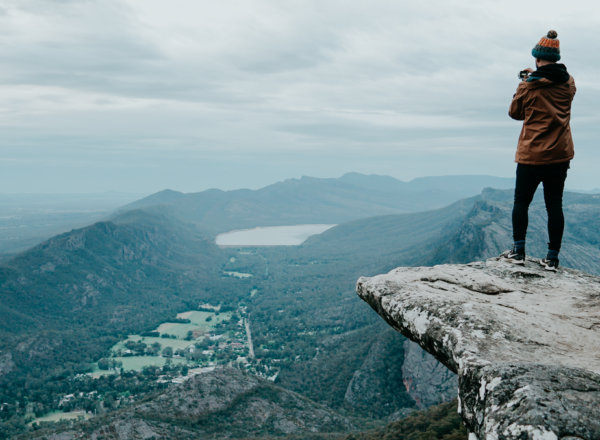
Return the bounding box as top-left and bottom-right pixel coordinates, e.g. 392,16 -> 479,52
356,257 -> 600,440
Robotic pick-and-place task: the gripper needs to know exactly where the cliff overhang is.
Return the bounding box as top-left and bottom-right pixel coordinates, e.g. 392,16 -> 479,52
357,258 -> 600,440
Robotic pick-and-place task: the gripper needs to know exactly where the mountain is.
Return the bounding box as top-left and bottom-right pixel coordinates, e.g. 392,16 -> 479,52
0,208 -> 240,427
0,192 -> 141,257
298,188 -> 600,274
0,210 -> 224,337
297,196 -> 476,272
339,173 -> 513,196
25,370 -> 468,440
4,183 -> 600,439
121,173 -> 514,235
26,368 -> 356,440
427,189 -> 600,273
126,189 -> 186,206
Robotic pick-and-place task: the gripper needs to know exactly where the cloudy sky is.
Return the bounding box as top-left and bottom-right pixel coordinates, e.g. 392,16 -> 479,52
1,0 -> 599,194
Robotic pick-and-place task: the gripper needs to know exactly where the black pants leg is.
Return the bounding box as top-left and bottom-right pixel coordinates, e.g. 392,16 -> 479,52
542,162 -> 569,252
512,164 -> 541,243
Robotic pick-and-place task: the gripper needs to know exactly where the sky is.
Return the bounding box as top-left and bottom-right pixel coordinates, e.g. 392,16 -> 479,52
1,0 -> 599,194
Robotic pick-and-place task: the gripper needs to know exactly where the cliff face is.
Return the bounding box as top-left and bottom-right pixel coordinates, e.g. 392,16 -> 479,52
401,339 -> 457,409
357,257 -> 600,440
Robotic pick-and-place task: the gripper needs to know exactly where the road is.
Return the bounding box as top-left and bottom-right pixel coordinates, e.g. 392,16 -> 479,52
245,318 -> 255,359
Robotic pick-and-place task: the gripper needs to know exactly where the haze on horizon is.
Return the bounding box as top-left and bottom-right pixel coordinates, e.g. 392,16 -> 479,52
2,0 -> 599,194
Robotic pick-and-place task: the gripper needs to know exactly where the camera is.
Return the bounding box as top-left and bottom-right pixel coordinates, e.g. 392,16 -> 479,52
519,70 -> 530,79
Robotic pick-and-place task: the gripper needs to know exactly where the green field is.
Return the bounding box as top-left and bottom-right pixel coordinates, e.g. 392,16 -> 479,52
114,356 -> 187,371
156,310 -> 231,339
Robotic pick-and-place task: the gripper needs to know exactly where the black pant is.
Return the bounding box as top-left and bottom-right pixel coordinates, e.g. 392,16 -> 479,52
512,161 -> 569,252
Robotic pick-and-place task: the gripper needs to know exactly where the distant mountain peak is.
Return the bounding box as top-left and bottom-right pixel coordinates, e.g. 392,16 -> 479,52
156,188 -> 183,195
120,188 -> 186,211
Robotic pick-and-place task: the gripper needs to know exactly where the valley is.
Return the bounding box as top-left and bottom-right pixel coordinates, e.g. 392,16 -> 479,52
1,174 -> 598,439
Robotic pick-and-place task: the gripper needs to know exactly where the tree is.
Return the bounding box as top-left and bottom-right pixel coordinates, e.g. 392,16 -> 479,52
148,342 -> 162,356
97,358 -> 110,370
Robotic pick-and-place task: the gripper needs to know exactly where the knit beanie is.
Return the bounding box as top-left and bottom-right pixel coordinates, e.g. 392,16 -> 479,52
532,30 -> 561,61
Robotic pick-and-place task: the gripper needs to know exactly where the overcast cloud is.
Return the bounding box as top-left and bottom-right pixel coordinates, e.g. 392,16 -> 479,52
1,0 -> 599,193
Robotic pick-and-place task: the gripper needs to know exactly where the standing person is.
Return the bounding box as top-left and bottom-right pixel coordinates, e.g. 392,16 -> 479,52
500,30 -> 576,271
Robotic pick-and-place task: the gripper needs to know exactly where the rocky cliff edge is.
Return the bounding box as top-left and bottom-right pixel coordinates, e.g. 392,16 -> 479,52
357,257 -> 600,440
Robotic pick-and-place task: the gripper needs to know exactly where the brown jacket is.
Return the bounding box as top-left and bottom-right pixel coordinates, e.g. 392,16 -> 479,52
509,75 -> 576,164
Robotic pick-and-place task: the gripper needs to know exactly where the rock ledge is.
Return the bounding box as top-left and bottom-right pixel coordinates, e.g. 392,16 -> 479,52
357,258 -> 600,440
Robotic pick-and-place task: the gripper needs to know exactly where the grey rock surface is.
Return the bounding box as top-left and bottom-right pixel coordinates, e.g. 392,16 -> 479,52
357,257 -> 600,440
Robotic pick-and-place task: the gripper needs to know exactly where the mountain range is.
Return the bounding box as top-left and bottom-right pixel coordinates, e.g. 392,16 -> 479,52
1,173 -> 598,439
121,173 -> 513,234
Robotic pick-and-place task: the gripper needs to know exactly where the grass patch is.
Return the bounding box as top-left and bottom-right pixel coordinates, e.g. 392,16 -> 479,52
30,410 -> 91,425
113,356 -> 188,371
157,311 -> 231,338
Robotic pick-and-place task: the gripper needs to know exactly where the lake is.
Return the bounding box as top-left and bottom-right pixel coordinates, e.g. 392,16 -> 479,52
215,224 -> 336,246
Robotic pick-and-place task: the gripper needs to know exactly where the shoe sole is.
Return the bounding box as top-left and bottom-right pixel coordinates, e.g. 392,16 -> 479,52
501,257 -> 525,265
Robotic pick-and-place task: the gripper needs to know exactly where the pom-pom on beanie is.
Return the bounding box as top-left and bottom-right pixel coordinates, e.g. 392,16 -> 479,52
532,30 -> 561,61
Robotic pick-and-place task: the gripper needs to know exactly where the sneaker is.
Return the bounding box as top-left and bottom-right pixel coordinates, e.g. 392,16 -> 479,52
499,248 -> 525,265
540,258 -> 559,272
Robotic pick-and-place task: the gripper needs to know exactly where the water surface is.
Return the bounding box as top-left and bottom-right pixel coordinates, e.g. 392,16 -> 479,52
216,224 -> 336,246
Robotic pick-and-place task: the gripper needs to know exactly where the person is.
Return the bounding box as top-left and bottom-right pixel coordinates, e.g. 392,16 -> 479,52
500,30 -> 576,271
